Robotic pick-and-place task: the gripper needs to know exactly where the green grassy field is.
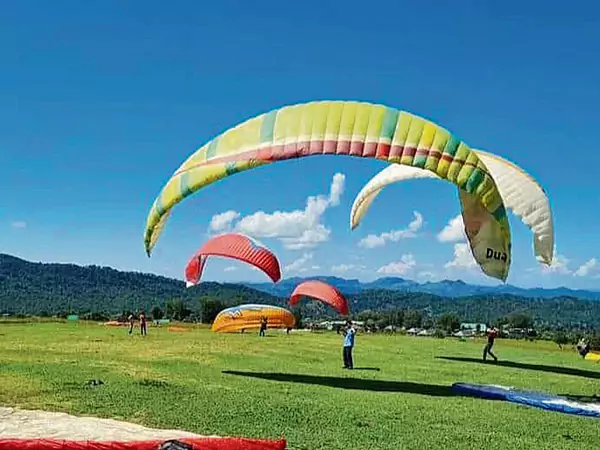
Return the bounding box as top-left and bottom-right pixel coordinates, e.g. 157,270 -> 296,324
1,322 -> 599,449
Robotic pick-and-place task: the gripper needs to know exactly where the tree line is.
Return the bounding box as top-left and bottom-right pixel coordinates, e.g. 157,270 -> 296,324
2,253 -> 600,336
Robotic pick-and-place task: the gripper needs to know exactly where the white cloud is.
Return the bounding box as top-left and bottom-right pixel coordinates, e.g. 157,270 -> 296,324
223,266 -> 238,272
574,258 -> 599,277
209,210 -> 240,232
539,248 -> 571,275
437,214 -> 465,242
331,263 -> 366,273
328,173 -> 345,206
525,247 -> 573,277
278,225 -> 330,250
438,215 -> 477,273
527,246 -> 600,279
208,173 -> 345,250
444,243 -> 477,270
11,221 -> 27,229
284,253 -> 314,273
377,254 -> 417,275
358,212 -> 424,249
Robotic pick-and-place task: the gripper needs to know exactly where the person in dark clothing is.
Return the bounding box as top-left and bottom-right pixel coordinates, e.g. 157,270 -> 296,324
483,327 -> 498,361
259,316 -> 267,337
139,310 -> 147,336
341,320 -> 356,369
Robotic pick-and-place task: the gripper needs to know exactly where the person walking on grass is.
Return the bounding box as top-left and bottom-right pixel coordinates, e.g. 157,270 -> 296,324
139,310 -> 147,336
259,316 -> 267,337
342,320 -> 356,369
483,326 -> 498,362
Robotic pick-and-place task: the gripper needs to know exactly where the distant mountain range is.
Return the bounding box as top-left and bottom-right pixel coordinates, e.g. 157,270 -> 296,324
244,276 -> 600,301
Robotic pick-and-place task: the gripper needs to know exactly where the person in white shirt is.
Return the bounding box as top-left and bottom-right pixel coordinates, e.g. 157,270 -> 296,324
341,320 -> 356,369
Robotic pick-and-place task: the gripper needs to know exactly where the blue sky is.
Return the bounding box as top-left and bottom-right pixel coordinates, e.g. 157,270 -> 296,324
1,1 -> 599,289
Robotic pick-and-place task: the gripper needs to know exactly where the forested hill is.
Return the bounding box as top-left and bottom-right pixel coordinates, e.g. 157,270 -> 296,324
0,253 -> 283,315
2,253 -> 600,328
349,290 -> 600,329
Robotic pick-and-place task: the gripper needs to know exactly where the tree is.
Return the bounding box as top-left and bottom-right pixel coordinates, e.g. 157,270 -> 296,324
365,318 -> 377,332
166,299 -> 192,321
387,309 -> 403,327
6,252 -> 600,331
151,306 -> 164,320
433,329 -> 446,339
508,313 -> 534,329
497,316 -> 510,327
554,331 -> 568,349
403,309 -> 422,328
81,311 -> 109,321
437,313 -> 461,334
292,308 -> 303,329
376,317 -> 389,330
588,333 -> 600,350
357,310 -> 378,322
422,318 -> 435,329
200,299 -> 225,324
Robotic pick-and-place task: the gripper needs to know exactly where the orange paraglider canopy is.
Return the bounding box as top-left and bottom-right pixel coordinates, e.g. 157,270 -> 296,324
289,280 -> 349,316
211,304 -> 295,333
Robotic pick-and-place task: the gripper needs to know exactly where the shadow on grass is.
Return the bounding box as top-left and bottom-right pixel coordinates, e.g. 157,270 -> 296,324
352,367 -> 381,371
222,370 -> 455,396
561,393 -> 600,403
436,356 -> 600,380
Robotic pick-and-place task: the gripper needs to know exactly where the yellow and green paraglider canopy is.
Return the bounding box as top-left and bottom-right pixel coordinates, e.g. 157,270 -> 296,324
144,100 -> 511,280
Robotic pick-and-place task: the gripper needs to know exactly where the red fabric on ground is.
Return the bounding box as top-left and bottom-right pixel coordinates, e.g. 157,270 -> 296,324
0,438 -> 286,450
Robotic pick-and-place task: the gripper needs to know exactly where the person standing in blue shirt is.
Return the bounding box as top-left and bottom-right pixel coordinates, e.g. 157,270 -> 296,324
342,320 -> 356,369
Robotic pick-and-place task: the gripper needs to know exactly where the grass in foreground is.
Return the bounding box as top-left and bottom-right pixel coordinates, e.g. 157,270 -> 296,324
1,322 -> 599,449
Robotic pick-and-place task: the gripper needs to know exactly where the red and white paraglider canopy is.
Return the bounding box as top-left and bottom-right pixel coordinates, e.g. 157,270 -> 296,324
184,233 -> 281,287
289,280 -> 349,316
